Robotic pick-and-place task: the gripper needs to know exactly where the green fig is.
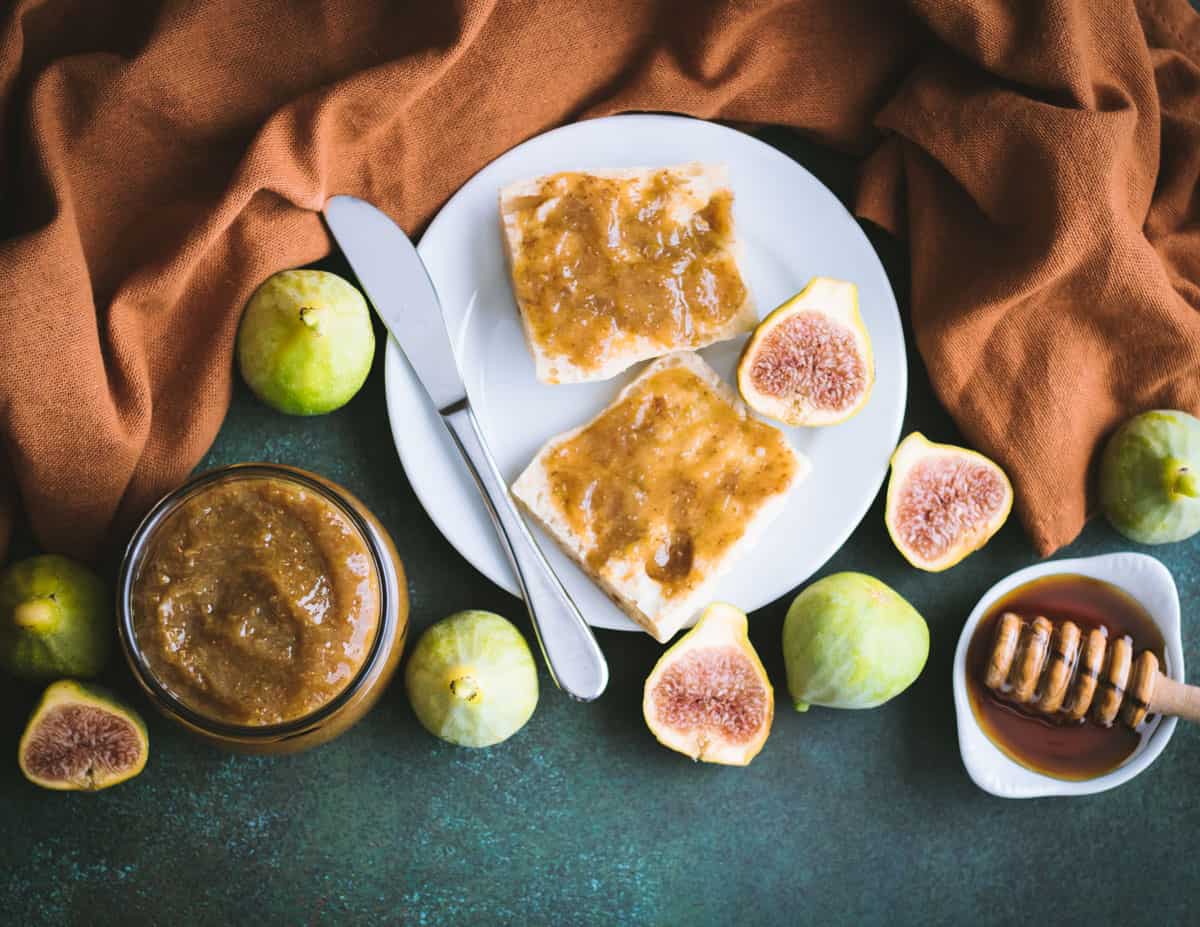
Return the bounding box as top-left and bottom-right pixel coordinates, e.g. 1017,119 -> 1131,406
783,572 -> 928,711
19,680 -> 148,791
0,554 -> 110,680
237,269 -> 375,415
642,603 -> 773,766
1100,410 -> 1200,544
405,611 -> 538,748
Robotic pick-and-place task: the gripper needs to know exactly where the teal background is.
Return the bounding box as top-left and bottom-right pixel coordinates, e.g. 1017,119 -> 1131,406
2,127 -> 1198,926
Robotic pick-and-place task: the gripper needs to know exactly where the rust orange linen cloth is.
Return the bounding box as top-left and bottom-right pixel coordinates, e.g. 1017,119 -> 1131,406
0,0 -> 1198,564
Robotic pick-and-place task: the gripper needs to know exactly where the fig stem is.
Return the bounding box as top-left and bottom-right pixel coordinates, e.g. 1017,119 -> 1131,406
1166,458 -> 1200,499
449,675 -> 481,703
793,699 -> 811,713
13,597 -> 60,632
298,306 -> 327,335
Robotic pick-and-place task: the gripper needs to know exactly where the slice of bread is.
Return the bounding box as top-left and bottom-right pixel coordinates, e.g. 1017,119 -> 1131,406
499,163 -> 757,384
512,352 -> 810,642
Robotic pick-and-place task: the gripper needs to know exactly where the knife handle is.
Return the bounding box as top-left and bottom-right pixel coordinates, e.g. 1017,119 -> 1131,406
440,401 -> 609,702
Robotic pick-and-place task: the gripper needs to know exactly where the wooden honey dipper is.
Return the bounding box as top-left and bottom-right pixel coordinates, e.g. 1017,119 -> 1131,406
985,612 -> 1200,728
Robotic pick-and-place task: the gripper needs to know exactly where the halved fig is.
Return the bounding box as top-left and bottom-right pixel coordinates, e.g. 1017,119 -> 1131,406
18,680 -> 148,791
737,277 -> 874,426
642,603 -> 773,766
885,433 -> 1013,572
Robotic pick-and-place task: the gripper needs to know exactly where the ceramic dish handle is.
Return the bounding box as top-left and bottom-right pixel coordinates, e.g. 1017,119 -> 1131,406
440,401 -> 609,702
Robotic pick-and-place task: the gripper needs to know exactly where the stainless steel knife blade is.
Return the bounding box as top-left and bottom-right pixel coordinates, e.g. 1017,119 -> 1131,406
322,195 -> 465,413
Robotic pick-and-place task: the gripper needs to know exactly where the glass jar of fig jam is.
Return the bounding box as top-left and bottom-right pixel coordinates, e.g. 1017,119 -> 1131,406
118,463 -> 408,753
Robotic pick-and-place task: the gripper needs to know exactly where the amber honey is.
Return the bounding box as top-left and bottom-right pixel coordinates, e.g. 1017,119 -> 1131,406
965,573 -> 1165,781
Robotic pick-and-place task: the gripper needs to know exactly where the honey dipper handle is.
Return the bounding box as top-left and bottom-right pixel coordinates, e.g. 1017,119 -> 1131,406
1150,673 -> 1200,724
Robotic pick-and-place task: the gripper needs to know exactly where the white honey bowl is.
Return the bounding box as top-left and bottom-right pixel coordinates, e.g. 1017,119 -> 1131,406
953,552 -> 1183,798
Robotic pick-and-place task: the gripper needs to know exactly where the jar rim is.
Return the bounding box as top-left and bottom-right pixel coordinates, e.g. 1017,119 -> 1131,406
116,462 -> 397,742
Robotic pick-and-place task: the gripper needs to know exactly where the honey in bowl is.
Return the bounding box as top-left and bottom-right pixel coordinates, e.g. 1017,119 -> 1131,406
965,573 -> 1166,781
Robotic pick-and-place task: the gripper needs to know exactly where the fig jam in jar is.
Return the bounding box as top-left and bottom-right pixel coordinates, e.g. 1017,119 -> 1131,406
119,464 -> 408,753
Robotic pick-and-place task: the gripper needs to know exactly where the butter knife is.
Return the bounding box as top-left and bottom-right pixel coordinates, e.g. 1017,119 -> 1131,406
322,195 -> 609,702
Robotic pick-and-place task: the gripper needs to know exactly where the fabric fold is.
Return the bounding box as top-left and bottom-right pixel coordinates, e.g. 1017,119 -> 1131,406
0,0 -> 1196,562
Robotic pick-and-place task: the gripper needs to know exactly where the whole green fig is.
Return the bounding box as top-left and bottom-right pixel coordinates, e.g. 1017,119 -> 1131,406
782,572 -> 928,711
1099,410 -> 1200,545
0,554 -> 110,680
237,269 -> 374,416
405,610 -> 538,748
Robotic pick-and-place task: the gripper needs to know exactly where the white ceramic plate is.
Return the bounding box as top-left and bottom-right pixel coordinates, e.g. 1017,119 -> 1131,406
953,553 -> 1182,798
384,114 -> 906,632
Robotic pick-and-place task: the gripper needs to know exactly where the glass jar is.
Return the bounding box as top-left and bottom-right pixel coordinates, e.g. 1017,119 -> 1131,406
117,463 -> 408,753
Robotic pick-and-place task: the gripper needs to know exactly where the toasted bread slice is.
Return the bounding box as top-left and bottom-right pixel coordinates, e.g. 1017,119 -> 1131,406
499,164 -> 757,384
512,352 -> 809,642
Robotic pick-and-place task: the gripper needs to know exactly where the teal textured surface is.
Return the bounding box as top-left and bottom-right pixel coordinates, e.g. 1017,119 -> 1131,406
2,128 -> 1198,926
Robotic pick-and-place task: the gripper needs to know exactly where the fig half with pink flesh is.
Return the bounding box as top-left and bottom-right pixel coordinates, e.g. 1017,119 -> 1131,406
737,277 -> 874,426
18,680 -> 148,791
642,603 -> 773,766
885,433 -> 1013,572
